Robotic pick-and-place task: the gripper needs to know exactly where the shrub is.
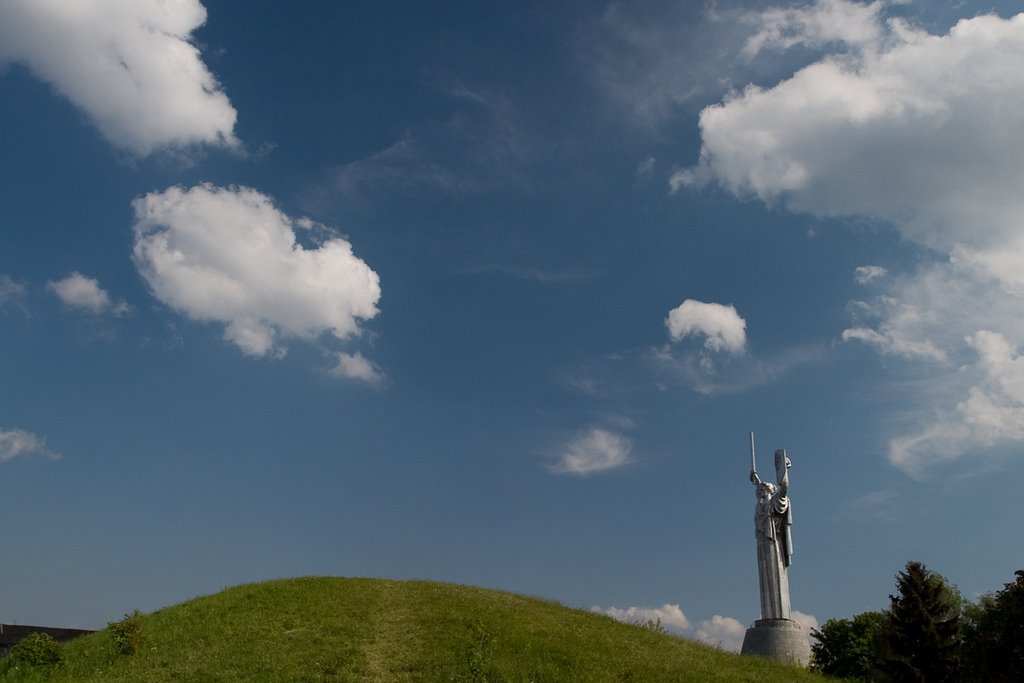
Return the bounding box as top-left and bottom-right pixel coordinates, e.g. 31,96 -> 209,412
10,631 -> 64,668
109,609 -> 145,655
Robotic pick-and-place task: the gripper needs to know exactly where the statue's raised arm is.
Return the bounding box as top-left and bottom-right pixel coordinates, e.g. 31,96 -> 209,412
774,448 -> 791,498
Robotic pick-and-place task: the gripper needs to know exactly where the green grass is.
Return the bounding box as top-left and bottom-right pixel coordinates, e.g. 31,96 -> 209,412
0,577 -> 826,682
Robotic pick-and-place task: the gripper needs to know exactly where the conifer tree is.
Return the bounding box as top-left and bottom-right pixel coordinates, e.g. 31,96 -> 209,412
885,561 -> 962,682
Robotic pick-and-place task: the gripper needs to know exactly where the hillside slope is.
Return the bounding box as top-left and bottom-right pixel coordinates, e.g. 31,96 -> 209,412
0,577 -> 824,682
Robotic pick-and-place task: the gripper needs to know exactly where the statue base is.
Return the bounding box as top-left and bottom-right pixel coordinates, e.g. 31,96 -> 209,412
740,618 -> 811,666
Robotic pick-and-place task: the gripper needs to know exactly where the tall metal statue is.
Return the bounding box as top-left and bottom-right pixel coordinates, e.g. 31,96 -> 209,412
741,432 -> 810,666
749,433 -> 793,620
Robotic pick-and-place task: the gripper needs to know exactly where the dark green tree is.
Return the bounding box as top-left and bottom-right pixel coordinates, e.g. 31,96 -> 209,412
811,610 -> 887,680
963,570 -> 1024,681
884,561 -> 962,682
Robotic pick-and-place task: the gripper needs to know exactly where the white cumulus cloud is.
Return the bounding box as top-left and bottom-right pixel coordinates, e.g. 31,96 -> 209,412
666,299 -> 746,354
675,4 -> 1024,259
673,7 -> 1024,255
695,615 -> 746,652
329,351 -> 385,387
132,184 -> 381,360
593,603 -> 691,633
595,602 -> 813,655
550,428 -> 632,476
692,611 -> 816,653
0,0 -> 237,156
676,2 -> 1024,471
0,428 -> 59,462
792,610 -> 820,634
47,272 -> 129,316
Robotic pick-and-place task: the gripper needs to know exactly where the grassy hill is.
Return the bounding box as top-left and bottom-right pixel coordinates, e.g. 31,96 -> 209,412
0,577 -> 825,682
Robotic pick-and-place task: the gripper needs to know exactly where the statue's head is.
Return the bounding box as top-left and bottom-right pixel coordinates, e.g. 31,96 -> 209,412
757,481 -> 776,500
774,448 -> 791,483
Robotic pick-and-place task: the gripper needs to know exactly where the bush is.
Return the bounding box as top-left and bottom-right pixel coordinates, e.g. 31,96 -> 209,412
108,609 -> 145,655
10,631 -> 64,668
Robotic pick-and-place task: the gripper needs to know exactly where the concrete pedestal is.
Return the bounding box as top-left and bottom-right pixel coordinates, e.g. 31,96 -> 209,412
740,618 -> 811,666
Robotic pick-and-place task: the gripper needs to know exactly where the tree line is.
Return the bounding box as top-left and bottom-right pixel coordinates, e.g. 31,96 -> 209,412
810,561 -> 1024,681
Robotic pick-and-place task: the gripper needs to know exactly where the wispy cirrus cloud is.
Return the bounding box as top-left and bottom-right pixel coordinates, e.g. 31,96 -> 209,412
321,81 -> 537,206
839,489 -> 903,521
576,2 -> 748,128
854,265 -> 887,285
0,274 -> 29,315
0,0 -> 237,156
0,428 -> 59,462
885,330 -> 1024,474
328,138 -> 464,199
740,0 -> 886,58
651,342 -> 826,396
550,427 -> 632,476
464,263 -> 593,285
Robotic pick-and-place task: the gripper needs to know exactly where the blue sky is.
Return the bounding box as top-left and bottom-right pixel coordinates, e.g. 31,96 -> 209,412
2,0 -> 1023,649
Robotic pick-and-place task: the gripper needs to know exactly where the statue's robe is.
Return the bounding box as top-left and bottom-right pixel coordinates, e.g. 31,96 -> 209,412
755,490 -> 792,620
